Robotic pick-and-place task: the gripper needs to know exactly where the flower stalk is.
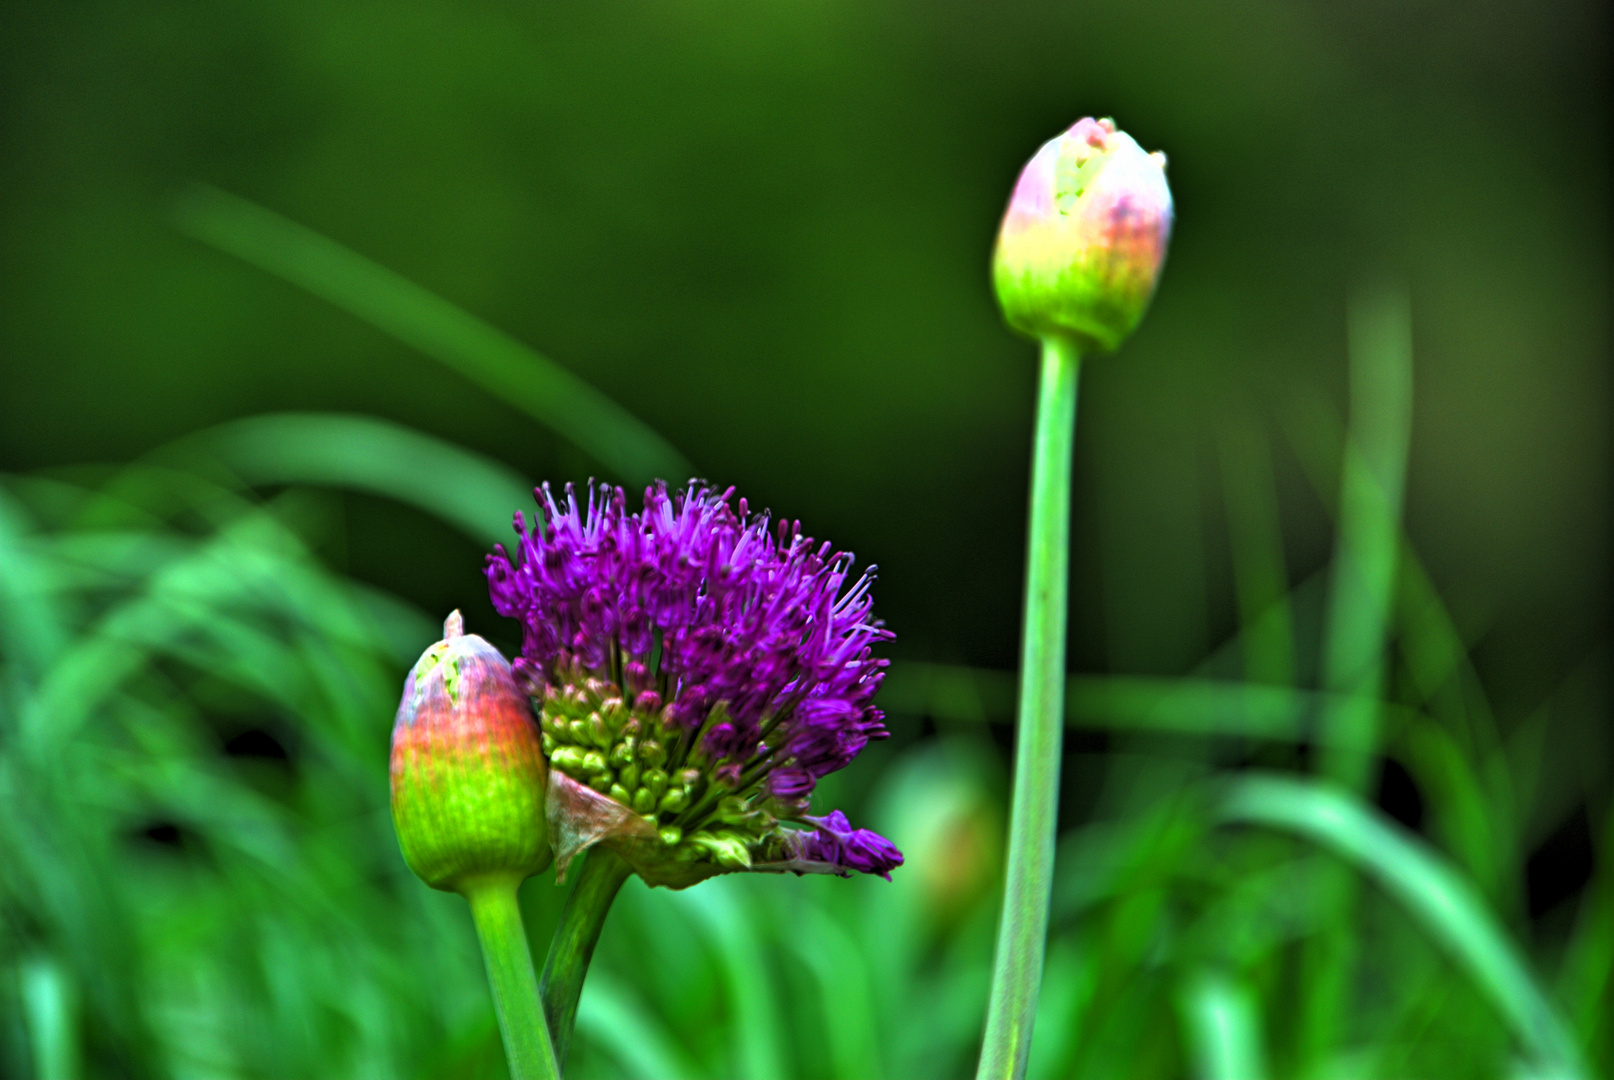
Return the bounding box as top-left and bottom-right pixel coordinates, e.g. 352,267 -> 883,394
388,612 -> 557,1080
978,114 -> 1170,1080
977,335 -> 1081,1080
540,850 -> 634,1066
464,878 -> 562,1080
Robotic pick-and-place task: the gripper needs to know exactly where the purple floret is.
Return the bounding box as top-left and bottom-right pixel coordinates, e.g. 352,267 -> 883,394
486,481 -> 901,879
800,811 -> 905,880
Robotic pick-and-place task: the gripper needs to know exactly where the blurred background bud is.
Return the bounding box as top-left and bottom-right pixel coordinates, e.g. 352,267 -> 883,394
993,117 -> 1173,352
390,611 -> 551,892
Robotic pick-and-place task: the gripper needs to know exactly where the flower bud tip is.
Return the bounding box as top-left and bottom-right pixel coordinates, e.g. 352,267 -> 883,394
992,116 -> 1173,353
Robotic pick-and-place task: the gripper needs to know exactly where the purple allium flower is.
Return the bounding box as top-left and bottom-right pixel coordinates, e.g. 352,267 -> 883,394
487,481 -> 902,887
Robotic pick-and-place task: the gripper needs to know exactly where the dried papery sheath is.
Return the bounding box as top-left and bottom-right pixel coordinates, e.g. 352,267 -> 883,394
390,611 -> 551,891
992,117 -> 1173,353
487,482 -> 903,888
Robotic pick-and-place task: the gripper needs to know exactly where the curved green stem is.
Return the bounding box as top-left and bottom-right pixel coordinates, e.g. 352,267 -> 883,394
541,850 -> 633,1066
464,877 -> 561,1080
977,336 -> 1081,1080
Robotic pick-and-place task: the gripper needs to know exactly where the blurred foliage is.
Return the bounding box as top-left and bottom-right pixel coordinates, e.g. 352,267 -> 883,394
0,395 -> 1608,1076
0,1 -> 1608,1078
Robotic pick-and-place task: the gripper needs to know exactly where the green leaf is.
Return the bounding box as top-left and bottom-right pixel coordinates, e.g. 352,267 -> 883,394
788,903 -> 885,1080
0,489 -> 71,683
1179,969 -> 1267,1080
1219,774 -> 1585,1079
669,879 -> 786,1080
1216,416 -> 1295,688
170,184 -> 692,487
575,973 -> 700,1080
1317,282 -> 1413,788
155,412 -> 535,547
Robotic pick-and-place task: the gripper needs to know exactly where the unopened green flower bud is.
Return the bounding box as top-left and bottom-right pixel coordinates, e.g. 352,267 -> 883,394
992,117 -> 1173,352
390,611 -> 550,892
690,831 -> 753,869
642,768 -> 668,799
551,745 -> 587,772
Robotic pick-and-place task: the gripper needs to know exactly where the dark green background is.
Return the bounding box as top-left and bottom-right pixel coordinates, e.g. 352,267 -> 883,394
2,0 -> 1606,783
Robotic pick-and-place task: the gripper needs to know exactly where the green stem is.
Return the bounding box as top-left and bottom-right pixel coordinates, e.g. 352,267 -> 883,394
464,878 -> 562,1080
541,850 -> 633,1066
977,336 -> 1081,1080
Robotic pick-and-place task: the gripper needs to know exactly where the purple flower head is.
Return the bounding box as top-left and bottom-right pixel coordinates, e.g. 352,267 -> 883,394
487,481 -> 902,887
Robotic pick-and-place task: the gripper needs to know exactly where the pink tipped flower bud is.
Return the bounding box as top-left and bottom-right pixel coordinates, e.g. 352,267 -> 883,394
992,117 -> 1173,352
390,611 -> 551,892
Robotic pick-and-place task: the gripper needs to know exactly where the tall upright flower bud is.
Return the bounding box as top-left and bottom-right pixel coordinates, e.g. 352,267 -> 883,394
992,117 -> 1173,353
391,611 -> 551,891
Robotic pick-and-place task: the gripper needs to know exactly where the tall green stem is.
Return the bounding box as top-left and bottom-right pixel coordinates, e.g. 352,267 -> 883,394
541,850 -> 633,1066
464,878 -> 561,1080
978,335 -> 1081,1080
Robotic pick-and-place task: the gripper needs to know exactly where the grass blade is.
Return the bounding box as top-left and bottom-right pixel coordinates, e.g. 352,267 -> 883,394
20,955 -> 80,1080
789,903 -> 885,1080
671,880 -> 786,1080
1318,282 -> 1413,787
1216,417 -> 1295,687
170,184 -> 692,487
1220,773 -> 1585,1079
0,489 -> 71,682
1556,801 -> 1614,1062
575,973 -> 700,1080
1302,283 -> 1415,1062
155,412 -> 535,546
1180,970 -> 1267,1080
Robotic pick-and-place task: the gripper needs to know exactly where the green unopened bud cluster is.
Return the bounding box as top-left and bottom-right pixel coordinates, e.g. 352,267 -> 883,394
539,672 -> 779,871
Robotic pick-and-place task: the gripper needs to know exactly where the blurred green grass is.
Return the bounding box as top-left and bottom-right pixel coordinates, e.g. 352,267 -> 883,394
2,201 -> 1607,1077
